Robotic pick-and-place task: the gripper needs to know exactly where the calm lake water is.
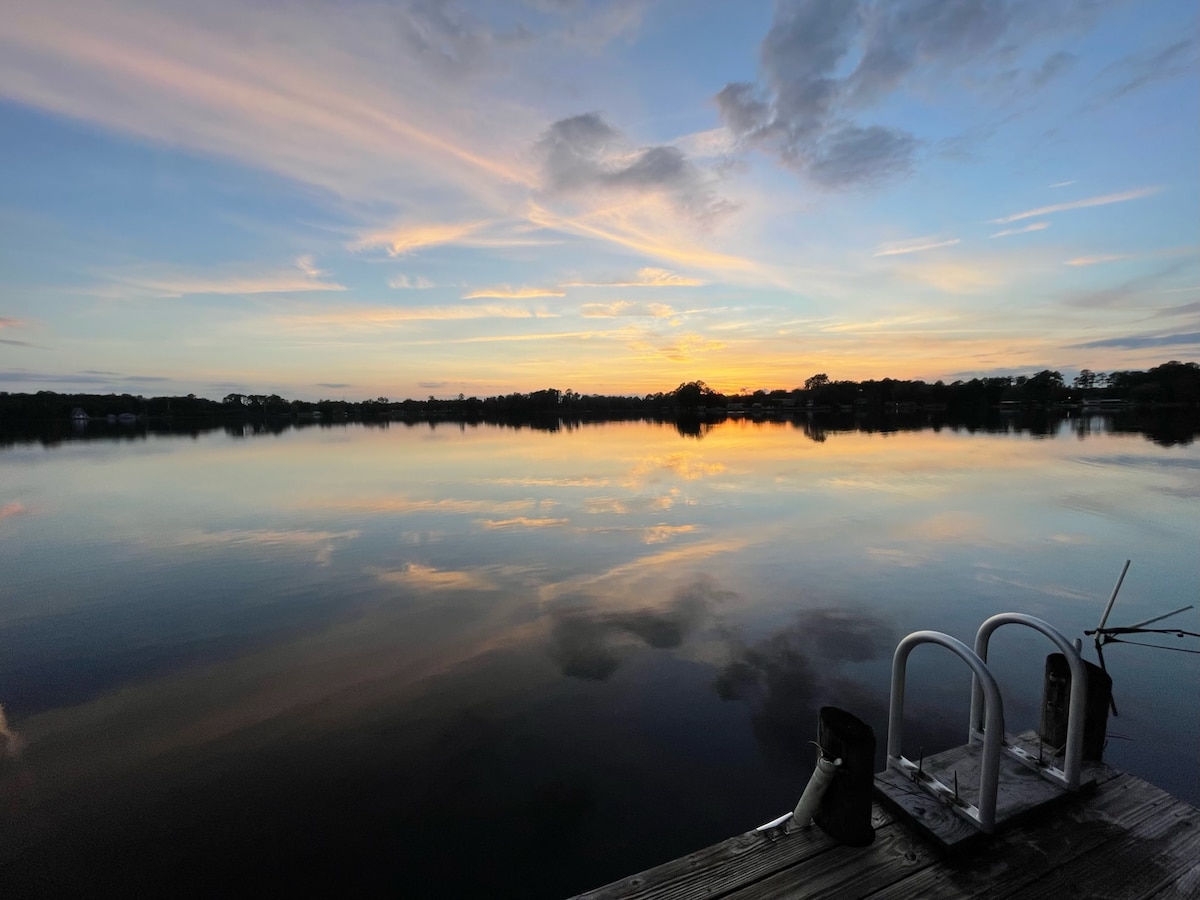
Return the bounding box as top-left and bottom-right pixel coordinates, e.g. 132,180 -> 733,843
1,415 -> 1197,896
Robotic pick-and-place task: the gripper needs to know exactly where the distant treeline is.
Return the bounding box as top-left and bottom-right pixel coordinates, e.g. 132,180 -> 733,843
1,360 -> 1196,423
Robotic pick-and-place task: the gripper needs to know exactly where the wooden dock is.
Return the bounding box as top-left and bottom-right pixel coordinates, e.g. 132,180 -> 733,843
569,761 -> 1199,899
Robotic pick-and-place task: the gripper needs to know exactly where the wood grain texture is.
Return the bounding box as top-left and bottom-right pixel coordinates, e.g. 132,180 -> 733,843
571,765 -> 1198,900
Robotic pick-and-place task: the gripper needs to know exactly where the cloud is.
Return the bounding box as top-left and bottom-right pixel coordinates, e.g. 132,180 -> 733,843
0,370 -> 169,385
279,304 -> 550,328
1031,50 -> 1076,88
0,339 -> 39,348
102,258 -> 345,298
873,236 -> 960,257
356,221 -> 489,255
562,267 -> 706,288
0,0 -> 540,210
388,275 -> 436,290
715,1 -> 1118,189
462,286 -> 566,299
1049,181 -> 1076,189
535,113 -> 732,222
581,301 -> 676,319
1095,38 -> 1199,106
990,187 -> 1159,225
1069,331 -> 1200,350
672,127 -> 738,159
316,382 -> 352,388
1066,254 -> 1133,267
991,222 -> 1049,239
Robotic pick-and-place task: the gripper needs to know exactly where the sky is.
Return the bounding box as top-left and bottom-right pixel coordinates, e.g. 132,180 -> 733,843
0,0 -> 1197,401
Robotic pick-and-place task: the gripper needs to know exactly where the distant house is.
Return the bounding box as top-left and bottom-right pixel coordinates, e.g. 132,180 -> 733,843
70,407 -> 88,421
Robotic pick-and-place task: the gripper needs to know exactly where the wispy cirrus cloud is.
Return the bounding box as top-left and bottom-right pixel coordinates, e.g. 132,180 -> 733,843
1066,254 -> 1133,267
388,275 -> 436,290
562,267 -> 706,288
279,304 -> 554,328
581,301 -> 676,319
462,286 -> 565,300
101,257 -> 344,298
873,237 -> 960,258
990,187 -> 1160,225
990,222 -> 1049,239
1069,331 -> 1200,350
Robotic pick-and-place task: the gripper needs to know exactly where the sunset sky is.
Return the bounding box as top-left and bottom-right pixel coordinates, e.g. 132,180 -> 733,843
1,0 -> 1197,400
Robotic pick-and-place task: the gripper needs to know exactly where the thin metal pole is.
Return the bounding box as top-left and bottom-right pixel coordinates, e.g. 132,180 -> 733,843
1097,560 -> 1131,632
1122,605 -> 1194,631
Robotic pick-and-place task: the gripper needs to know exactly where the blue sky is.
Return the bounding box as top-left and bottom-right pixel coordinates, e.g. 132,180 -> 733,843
1,0 -> 1197,400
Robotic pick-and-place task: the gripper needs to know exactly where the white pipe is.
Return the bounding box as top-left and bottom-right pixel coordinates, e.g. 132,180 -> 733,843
889,630 -> 1004,831
792,753 -> 842,826
969,613 -> 1088,791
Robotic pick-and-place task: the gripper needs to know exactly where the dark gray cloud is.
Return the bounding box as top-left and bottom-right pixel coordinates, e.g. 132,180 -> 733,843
0,339 -> 38,348
317,382 -> 353,388
1155,300 -> 1200,318
716,0 -> 1114,189
0,370 -> 167,384
418,380 -> 448,389
536,113 -> 733,222
1032,50 -> 1077,88
1096,37 -> 1198,106
1070,331 -> 1200,350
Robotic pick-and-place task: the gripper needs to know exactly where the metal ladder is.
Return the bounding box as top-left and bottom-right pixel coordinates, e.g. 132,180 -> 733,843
885,613 -> 1088,833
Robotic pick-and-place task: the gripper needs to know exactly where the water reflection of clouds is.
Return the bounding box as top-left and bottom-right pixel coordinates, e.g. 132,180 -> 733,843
307,496 -> 548,515
549,576 -> 730,681
582,493 -> 678,515
890,511 -> 992,543
374,563 -> 499,592
0,502 -> 30,521
486,477 -> 612,488
716,608 -> 895,767
478,517 -> 571,530
626,452 -> 726,485
537,537 -> 751,604
974,571 -> 1096,603
0,704 -> 23,759
172,528 -> 360,565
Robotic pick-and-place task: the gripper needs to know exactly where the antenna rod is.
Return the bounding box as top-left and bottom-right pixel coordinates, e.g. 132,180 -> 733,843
1097,560 -> 1131,632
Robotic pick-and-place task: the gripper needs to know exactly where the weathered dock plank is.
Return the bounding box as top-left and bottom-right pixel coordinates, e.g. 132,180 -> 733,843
864,772 -> 1187,900
719,822 -> 936,900
570,771 -> 1199,900
567,809 -> 894,900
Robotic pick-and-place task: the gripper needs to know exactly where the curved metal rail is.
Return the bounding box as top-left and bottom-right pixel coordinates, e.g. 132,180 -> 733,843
969,613 -> 1088,791
887,630 -> 1004,832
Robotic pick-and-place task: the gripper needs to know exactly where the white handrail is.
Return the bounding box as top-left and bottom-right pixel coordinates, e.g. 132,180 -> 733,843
969,613 -> 1088,791
887,630 -> 1004,832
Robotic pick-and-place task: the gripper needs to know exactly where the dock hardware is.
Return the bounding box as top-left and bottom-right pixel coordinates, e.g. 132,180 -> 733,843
883,613 -> 1089,836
